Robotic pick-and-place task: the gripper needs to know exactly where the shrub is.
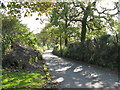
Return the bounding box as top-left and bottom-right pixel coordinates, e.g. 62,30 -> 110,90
53,34 -> 119,70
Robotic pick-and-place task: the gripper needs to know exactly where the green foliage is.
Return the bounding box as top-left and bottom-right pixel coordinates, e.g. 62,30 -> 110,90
2,15 -> 39,55
2,67 -> 51,88
36,23 -> 66,49
51,1 -> 119,70
53,34 -> 119,70
1,0 -> 118,74
2,2 -> 54,18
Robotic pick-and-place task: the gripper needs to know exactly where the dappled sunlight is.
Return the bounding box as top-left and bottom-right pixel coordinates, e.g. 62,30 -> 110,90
65,84 -> 70,87
90,73 -> 99,78
85,73 -> 99,79
56,66 -> 72,72
55,77 -> 64,83
44,50 -> 119,88
72,77 -> 80,81
43,54 -> 58,58
113,82 -> 120,87
2,0 -> 119,88
73,66 -> 83,72
92,78 -> 101,82
81,71 -> 88,76
46,62 -> 58,66
2,70 -> 49,88
85,81 -> 104,88
44,50 -> 53,54
74,82 -> 82,87
43,50 -> 58,58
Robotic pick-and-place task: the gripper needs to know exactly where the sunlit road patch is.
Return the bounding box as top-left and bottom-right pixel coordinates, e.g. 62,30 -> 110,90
43,50 -> 119,88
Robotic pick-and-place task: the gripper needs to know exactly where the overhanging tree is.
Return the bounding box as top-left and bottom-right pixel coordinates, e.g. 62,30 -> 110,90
69,1 -> 119,43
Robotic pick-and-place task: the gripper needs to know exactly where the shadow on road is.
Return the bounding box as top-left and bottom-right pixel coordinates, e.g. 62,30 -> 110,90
43,50 -> 119,88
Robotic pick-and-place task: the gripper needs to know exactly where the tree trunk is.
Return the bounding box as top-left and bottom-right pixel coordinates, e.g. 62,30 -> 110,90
65,35 -> 68,46
64,18 -> 68,46
80,3 -> 91,43
81,20 -> 87,43
60,32 -> 62,56
80,8 -> 89,60
43,41 -> 45,46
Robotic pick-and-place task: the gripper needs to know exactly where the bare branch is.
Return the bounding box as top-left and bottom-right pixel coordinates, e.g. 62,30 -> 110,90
70,19 -> 82,22
72,2 -> 85,11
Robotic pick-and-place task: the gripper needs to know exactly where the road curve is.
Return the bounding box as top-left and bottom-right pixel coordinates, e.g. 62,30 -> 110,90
43,50 -> 120,88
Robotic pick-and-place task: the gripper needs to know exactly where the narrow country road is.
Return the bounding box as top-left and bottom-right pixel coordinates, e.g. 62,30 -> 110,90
43,50 -> 120,88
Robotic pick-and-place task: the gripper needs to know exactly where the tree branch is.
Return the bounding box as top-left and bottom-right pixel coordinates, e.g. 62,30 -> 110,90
86,23 -> 102,31
70,19 -> 82,22
72,2 -> 85,11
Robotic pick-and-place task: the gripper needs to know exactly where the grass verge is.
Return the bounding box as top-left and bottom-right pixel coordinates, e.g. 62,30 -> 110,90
2,64 -> 52,89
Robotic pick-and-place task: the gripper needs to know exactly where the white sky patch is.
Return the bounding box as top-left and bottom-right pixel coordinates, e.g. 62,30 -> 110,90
118,0 -> 120,23
97,0 -> 118,8
96,0 -> 118,16
20,13 -> 49,34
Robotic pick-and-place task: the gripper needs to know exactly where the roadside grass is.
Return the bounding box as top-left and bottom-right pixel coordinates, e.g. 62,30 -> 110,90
2,64 -> 52,89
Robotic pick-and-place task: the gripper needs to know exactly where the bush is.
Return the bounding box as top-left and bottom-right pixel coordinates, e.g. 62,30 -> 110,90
53,34 -> 119,70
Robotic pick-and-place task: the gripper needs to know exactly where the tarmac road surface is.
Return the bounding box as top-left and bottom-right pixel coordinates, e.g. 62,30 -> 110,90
43,50 -> 120,88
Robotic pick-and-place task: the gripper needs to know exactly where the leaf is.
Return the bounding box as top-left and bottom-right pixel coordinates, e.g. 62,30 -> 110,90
38,13 -> 41,16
